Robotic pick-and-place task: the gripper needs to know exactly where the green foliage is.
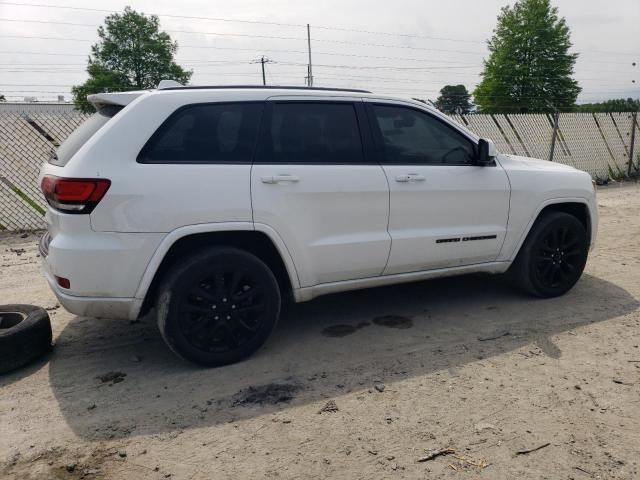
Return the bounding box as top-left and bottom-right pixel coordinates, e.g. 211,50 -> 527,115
0,94 -> 6,102
474,0 -> 580,113
574,98 -> 640,113
72,6 -> 192,113
435,85 -> 473,114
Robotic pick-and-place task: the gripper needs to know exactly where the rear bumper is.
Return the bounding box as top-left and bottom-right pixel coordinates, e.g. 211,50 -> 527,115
41,257 -> 142,320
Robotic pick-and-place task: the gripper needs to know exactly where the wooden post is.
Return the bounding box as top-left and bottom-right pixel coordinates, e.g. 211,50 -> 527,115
627,112 -> 638,176
549,111 -> 559,162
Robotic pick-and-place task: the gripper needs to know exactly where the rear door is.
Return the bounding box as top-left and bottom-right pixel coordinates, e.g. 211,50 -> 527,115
251,98 -> 391,287
365,100 -> 510,274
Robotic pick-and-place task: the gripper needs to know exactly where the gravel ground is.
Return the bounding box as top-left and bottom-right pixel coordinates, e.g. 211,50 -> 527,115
1,183 -> 640,479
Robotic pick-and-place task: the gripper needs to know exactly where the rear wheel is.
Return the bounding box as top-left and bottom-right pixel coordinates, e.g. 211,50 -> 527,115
511,211 -> 589,297
156,247 -> 281,367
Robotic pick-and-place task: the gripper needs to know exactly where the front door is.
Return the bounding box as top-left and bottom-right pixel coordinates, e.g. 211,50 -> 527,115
251,99 -> 391,287
365,101 -> 510,275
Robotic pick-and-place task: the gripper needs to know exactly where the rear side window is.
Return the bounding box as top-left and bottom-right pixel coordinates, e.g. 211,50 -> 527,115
50,105 -> 122,166
138,103 -> 264,163
256,102 -> 364,164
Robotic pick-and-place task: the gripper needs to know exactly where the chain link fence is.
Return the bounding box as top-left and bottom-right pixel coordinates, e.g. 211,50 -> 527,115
1,109 -> 639,231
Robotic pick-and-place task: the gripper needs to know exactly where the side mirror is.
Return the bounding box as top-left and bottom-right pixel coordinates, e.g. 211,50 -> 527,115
476,138 -> 497,166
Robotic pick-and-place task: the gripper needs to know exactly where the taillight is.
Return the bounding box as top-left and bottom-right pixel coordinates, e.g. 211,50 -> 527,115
41,175 -> 111,214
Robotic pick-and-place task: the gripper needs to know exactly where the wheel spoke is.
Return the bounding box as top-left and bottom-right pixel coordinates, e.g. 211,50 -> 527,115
213,272 -> 226,296
187,303 -> 213,315
564,247 -> 582,258
236,317 -> 257,333
223,323 -> 239,349
197,283 -> 216,300
236,288 -> 261,302
229,269 -> 247,297
541,261 -> 554,281
236,303 -> 264,314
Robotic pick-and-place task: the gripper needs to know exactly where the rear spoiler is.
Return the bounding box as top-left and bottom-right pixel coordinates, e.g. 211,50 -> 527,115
87,91 -> 145,110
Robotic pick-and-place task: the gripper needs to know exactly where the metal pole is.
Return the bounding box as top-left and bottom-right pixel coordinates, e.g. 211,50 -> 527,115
307,24 -> 313,87
549,111 -> 559,162
628,111 -> 638,176
261,56 -> 266,86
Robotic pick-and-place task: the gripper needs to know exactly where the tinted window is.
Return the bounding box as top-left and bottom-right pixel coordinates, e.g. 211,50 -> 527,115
139,103 -> 263,163
372,105 -> 475,165
257,102 -> 363,163
51,105 -> 122,166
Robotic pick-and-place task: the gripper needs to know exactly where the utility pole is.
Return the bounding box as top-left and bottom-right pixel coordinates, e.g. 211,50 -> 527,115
306,24 -> 313,87
251,56 -> 273,85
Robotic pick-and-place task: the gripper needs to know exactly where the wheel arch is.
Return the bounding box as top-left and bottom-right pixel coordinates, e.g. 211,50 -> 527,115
136,223 -> 300,318
509,198 -> 592,262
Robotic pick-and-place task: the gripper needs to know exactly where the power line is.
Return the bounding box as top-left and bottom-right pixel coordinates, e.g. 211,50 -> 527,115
3,1 -> 639,58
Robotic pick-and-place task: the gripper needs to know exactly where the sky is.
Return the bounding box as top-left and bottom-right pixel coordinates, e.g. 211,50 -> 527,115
0,0 -> 638,104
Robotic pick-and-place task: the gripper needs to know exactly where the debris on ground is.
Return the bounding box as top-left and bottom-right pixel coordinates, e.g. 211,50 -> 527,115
474,422 -> 497,433
372,315 -> 413,329
515,442 -> 551,455
612,378 -> 633,386
478,331 -> 510,341
233,383 -> 301,406
418,447 -> 456,462
95,372 -> 127,385
374,383 -> 386,393
318,400 -> 339,414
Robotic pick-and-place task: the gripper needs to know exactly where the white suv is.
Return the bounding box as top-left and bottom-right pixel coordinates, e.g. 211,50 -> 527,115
39,85 -> 598,366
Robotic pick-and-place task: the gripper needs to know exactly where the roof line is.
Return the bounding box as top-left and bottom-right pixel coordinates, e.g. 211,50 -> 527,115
159,85 -> 372,94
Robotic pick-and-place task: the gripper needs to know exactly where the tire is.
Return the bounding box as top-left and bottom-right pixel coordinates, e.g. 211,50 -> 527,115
0,305 -> 52,375
511,211 -> 589,298
156,247 -> 281,367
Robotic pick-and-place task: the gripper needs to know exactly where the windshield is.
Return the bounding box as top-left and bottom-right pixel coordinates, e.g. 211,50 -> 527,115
49,105 -> 122,166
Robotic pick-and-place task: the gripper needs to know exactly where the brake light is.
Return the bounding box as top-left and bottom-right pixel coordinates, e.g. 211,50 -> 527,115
41,175 -> 111,214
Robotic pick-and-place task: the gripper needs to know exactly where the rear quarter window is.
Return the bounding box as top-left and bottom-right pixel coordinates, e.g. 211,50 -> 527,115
50,105 -> 122,166
137,102 -> 264,164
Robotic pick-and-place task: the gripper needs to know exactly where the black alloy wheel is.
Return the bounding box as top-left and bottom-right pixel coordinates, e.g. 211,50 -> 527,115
511,211 -> 589,297
157,247 -> 281,367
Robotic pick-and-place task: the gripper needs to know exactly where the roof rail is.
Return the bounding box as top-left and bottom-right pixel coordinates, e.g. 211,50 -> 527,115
159,85 -> 372,94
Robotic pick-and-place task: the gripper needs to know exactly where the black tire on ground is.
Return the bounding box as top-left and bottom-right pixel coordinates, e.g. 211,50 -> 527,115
510,211 -> 589,298
156,247 -> 281,367
0,305 -> 52,375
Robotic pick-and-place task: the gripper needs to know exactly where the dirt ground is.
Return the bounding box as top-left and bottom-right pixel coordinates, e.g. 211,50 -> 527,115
1,183 -> 640,480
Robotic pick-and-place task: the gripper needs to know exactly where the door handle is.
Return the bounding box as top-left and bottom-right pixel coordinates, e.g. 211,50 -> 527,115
395,174 -> 425,182
261,174 -> 300,184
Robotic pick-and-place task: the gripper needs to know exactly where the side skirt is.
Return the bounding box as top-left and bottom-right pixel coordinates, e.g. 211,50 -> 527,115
293,262 -> 511,302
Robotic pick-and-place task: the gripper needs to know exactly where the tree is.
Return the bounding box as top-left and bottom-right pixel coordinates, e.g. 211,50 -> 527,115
72,7 -> 192,112
435,85 -> 473,114
474,0 -> 580,113
574,98 -> 640,113
0,94 -> 6,102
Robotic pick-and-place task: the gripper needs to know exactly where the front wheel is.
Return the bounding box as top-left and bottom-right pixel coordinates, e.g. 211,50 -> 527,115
511,211 -> 589,298
156,247 -> 281,367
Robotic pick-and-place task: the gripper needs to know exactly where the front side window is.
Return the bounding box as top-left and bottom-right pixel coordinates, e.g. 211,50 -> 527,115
257,102 -> 364,164
372,104 -> 475,165
138,103 -> 263,163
